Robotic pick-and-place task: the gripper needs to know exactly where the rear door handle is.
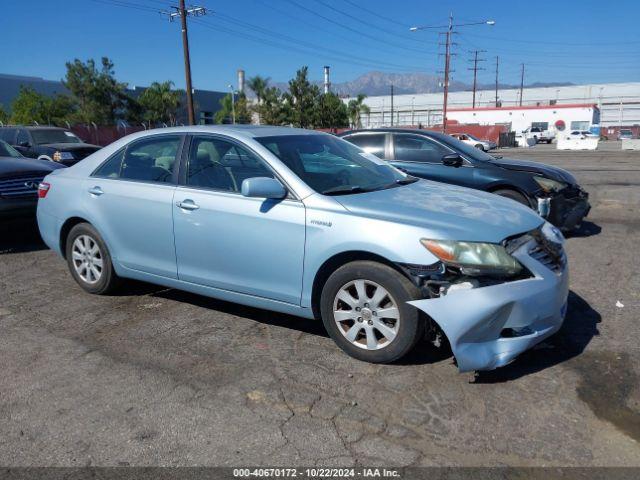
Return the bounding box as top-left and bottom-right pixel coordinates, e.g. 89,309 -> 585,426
88,186 -> 103,196
176,199 -> 199,211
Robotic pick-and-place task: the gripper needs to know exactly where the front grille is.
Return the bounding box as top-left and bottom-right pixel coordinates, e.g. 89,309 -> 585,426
0,174 -> 45,199
529,230 -> 566,273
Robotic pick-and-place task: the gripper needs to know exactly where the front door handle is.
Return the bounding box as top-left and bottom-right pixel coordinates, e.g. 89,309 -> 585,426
176,199 -> 199,211
88,186 -> 103,196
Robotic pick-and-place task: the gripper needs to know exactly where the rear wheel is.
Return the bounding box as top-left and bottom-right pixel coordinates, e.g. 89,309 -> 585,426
494,189 -> 530,207
320,261 -> 424,363
65,223 -> 120,295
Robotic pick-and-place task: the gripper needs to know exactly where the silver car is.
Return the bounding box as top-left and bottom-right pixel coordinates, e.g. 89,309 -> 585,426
37,125 -> 569,372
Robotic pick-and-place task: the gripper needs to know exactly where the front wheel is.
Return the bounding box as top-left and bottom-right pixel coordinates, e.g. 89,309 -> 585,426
320,261 -> 425,363
493,189 -> 530,207
65,223 -> 120,295
475,144 -> 485,151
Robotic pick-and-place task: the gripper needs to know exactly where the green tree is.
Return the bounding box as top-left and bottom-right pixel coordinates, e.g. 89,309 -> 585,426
215,93 -> 251,124
283,67 -> 320,128
247,75 -> 270,124
315,92 -> 349,129
258,87 -> 287,126
63,57 -> 129,124
347,94 -> 370,128
138,81 -> 183,127
9,86 -> 75,126
0,104 -> 9,124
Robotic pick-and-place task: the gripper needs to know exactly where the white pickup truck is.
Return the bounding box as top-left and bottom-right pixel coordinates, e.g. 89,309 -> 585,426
524,126 -> 555,144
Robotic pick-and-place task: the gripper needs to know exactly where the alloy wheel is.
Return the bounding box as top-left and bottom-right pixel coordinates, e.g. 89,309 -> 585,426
71,235 -> 103,285
333,279 -> 400,350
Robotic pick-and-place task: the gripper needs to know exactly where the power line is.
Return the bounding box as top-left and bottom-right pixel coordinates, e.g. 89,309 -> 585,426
311,0 -> 426,47
494,56 -> 499,107
342,0 -> 409,28
283,0 -> 436,55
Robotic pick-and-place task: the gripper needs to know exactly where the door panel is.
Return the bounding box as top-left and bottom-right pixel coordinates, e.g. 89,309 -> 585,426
173,189 -> 306,304
173,134 -> 306,305
84,179 -> 178,278
390,133 -> 476,187
85,134 -> 183,278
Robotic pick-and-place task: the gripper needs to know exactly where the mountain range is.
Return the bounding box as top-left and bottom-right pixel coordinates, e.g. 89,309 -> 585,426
265,71 -> 573,97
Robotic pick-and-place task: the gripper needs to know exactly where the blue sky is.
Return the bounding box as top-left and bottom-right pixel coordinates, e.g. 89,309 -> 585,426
1,0 -> 639,91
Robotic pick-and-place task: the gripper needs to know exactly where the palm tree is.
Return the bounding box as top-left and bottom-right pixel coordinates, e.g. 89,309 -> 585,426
347,94 -> 370,128
247,75 -> 270,124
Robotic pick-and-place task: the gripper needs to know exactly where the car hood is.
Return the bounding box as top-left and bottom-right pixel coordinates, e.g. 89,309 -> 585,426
490,157 -> 577,184
39,143 -> 101,151
0,156 -> 66,176
333,179 -> 544,243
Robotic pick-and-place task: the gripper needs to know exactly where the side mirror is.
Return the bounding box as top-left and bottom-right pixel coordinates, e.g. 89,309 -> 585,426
442,153 -> 463,168
241,177 -> 287,199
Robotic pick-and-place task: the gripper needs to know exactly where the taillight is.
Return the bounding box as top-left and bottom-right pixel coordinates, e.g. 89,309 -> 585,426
38,182 -> 51,198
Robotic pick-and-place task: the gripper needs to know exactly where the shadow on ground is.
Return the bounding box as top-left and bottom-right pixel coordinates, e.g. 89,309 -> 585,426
0,218 -> 46,254
567,220 -> 602,238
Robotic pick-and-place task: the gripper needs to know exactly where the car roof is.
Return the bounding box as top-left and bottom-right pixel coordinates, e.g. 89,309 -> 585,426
340,128 -> 442,137
132,125 -> 322,139
0,125 -> 67,130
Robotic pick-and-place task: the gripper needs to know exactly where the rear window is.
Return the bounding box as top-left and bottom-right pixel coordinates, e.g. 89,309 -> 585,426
31,129 -> 82,145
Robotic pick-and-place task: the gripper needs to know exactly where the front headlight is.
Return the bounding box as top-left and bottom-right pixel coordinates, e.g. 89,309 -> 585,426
421,239 -> 522,276
533,176 -> 567,193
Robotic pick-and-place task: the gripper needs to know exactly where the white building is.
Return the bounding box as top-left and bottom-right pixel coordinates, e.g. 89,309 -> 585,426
347,82 -> 640,130
447,103 -> 599,133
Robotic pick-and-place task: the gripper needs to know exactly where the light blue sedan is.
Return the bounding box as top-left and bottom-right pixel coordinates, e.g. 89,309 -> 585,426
37,126 -> 569,372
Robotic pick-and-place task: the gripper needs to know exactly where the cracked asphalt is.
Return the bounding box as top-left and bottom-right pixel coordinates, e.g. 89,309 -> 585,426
1,142 -> 639,467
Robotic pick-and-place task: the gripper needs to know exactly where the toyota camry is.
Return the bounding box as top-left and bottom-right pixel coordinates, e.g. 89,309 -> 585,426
37,126 -> 569,372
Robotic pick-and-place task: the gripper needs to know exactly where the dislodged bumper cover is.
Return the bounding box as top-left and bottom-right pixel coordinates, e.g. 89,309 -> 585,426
408,237 -> 569,372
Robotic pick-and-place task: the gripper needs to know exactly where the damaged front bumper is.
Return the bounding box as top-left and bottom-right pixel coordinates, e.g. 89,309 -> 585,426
408,235 -> 569,372
543,186 -> 591,231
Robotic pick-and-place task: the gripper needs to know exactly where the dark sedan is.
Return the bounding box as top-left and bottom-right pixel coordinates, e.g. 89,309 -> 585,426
0,126 -> 101,166
339,129 -> 590,231
0,140 -> 66,219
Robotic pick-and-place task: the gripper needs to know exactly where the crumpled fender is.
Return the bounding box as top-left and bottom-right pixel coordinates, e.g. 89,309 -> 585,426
408,240 -> 569,372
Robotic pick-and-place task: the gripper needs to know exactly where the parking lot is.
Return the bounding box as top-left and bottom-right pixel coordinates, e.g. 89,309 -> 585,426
1,144 -> 639,467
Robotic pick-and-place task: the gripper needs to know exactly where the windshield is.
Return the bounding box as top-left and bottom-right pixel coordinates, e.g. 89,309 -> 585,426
256,134 -> 412,195
31,129 -> 82,145
0,140 -> 22,158
423,131 -> 496,162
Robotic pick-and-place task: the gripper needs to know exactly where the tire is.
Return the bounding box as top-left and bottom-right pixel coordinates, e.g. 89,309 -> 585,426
474,144 -> 485,151
320,261 -> 425,363
493,189 -> 530,207
65,223 -> 120,295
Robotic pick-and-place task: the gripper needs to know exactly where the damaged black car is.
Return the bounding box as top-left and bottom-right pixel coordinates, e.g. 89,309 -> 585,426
340,128 -> 590,231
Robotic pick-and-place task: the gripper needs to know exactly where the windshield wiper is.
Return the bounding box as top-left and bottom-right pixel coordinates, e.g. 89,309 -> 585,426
322,185 -> 366,195
395,176 -> 419,185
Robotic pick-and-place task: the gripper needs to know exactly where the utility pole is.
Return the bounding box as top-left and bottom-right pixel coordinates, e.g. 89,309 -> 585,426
519,63 -> 525,107
390,84 -> 394,126
494,56 -> 499,107
228,85 -> 236,124
410,15 -> 494,134
162,2 -> 207,125
441,13 -> 454,133
468,49 -> 486,109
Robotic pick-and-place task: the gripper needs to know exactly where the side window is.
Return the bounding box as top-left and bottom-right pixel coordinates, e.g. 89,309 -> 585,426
93,148 -> 125,178
187,136 -> 274,192
0,129 -> 17,143
16,130 -> 30,146
344,134 -> 385,158
393,135 -> 452,163
120,136 -> 181,183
